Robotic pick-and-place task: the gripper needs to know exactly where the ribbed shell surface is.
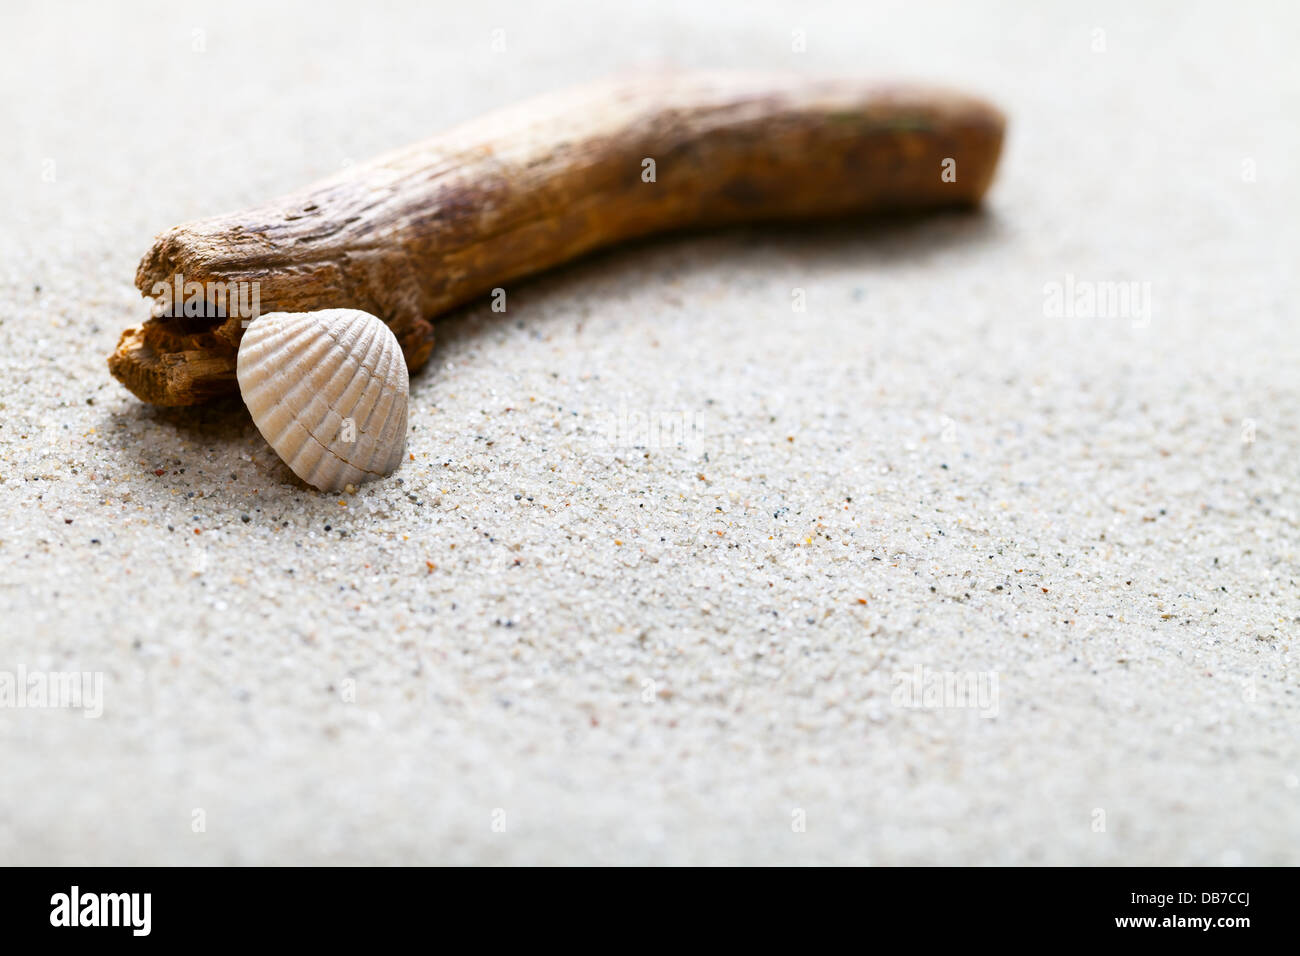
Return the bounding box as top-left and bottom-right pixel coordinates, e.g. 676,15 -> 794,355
237,310 -> 409,492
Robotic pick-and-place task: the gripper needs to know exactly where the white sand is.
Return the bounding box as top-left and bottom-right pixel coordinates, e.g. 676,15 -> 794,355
1,0 -> 1297,864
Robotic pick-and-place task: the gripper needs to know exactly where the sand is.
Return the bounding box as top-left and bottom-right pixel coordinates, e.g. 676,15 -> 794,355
1,0 -> 1297,864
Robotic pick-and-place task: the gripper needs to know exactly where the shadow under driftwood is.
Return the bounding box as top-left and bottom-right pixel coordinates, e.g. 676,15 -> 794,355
428,205 -> 1004,360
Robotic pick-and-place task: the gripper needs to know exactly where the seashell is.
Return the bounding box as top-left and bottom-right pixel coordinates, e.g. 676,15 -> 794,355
237,309 -> 409,492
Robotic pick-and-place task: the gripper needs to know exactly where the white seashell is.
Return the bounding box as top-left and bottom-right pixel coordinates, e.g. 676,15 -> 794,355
237,309 -> 409,492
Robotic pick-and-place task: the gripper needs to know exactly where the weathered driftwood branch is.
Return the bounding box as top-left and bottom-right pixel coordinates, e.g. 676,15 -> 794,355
109,71 -> 1005,406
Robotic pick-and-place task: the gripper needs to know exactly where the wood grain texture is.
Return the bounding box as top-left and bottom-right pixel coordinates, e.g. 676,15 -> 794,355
109,71 -> 1006,405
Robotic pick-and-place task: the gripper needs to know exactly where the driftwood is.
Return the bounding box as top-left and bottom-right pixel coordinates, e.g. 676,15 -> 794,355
109,71 -> 1006,406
